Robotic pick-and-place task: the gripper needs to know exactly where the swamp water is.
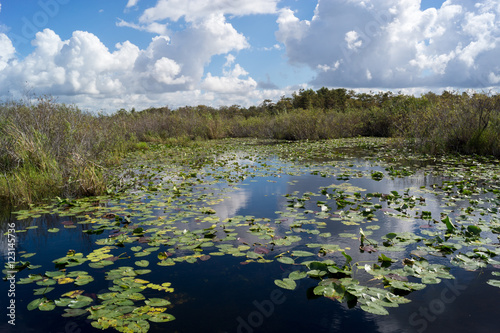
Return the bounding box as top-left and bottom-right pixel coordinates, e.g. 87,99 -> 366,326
1,138 -> 500,333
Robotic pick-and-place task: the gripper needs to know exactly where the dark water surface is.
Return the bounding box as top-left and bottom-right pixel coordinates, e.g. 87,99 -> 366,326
2,140 -> 500,333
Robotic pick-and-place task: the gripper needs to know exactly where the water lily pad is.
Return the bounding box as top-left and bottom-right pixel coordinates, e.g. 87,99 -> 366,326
55,298 -> 73,307
291,250 -> 315,257
45,271 -> 65,278
157,259 -> 175,266
33,287 -> 55,295
27,298 -> 44,311
135,260 -> 149,267
74,275 -> 94,286
68,298 -> 93,309
36,279 -> 56,286
57,277 -> 75,284
145,298 -> 171,307
277,256 -> 295,264
254,247 -> 270,254
158,252 -> 170,260
339,233 -> 357,238
39,300 -> 56,311
288,271 -> 307,280
274,278 -> 297,290
246,251 -> 262,259
88,260 -> 114,269
378,254 -> 395,263
61,290 -> 84,298
61,308 -> 88,317
486,279 -> 500,288
361,303 -> 389,315
134,269 -> 152,275
148,313 -> 176,323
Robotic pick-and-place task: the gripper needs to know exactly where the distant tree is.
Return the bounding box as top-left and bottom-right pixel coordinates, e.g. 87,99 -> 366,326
292,89 -> 320,109
275,95 -> 293,114
260,99 -> 275,114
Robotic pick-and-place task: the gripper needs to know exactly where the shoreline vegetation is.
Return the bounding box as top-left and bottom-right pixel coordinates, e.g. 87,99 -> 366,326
1,88 -> 499,206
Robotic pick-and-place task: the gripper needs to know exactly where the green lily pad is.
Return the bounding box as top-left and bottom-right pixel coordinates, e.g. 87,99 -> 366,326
68,299 -> 92,309
33,287 -> 55,295
135,260 -> 149,267
487,279 -> 500,288
27,298 -> 44,311
17,275 -> 42,284
88,260 -> 114,269
361,303 -> 390,315
55,298 -> 73,307
288,271 -> 307,280
38,300 -> 56,311
36,279 -> 56,286
291,250 -> 315,257
148,313 -> 176,323
134,269 -> 152,275
61,308 -> 88,317
45,271 -> 65,278
277,256 -> 295,264
145,298 -> 171,307
74,275 -> 94,286
274,278 -> 297,290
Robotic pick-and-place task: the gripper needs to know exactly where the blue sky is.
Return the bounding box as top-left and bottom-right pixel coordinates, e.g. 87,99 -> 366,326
0,0 -> 499,112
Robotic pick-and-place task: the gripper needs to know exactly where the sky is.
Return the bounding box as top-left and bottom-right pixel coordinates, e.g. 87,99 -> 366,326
0,0 -> 499,112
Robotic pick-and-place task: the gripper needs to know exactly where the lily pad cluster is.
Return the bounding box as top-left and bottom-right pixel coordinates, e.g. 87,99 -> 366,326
7,138 -> 500,332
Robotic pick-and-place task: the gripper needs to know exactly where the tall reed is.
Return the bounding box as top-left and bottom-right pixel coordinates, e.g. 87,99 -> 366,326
0,97 -> 130,205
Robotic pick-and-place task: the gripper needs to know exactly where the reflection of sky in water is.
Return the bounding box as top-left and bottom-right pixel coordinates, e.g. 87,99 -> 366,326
201,169 -> 499,333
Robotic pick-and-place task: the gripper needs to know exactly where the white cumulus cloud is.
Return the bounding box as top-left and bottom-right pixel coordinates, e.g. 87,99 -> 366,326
201,54 -> 257,94
0,5 -> 253,97
126,0 -> 140,8
0,0 -> 289,111
276,0 -> 500,89
116,19 -> 169,35
0,14 -> 264,110
152,57 -> 187,85
139,0 -> 278,23
0,33 -> 15,71
345,31 -> 363,50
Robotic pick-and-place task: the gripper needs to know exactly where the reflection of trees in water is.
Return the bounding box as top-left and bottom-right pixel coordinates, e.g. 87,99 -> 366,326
0,211 -> 96,258
0,209 -> 16,257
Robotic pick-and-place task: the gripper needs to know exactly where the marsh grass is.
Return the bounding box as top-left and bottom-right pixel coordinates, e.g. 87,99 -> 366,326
0,97 -> 131,206
1,90 -> 498,206
404,92 -> 500,156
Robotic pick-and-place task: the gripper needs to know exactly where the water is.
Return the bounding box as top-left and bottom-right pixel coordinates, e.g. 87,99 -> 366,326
1,140 -> 500,333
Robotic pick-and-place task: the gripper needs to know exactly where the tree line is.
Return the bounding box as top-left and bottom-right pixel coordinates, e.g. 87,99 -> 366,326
1,88 -> 499,205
